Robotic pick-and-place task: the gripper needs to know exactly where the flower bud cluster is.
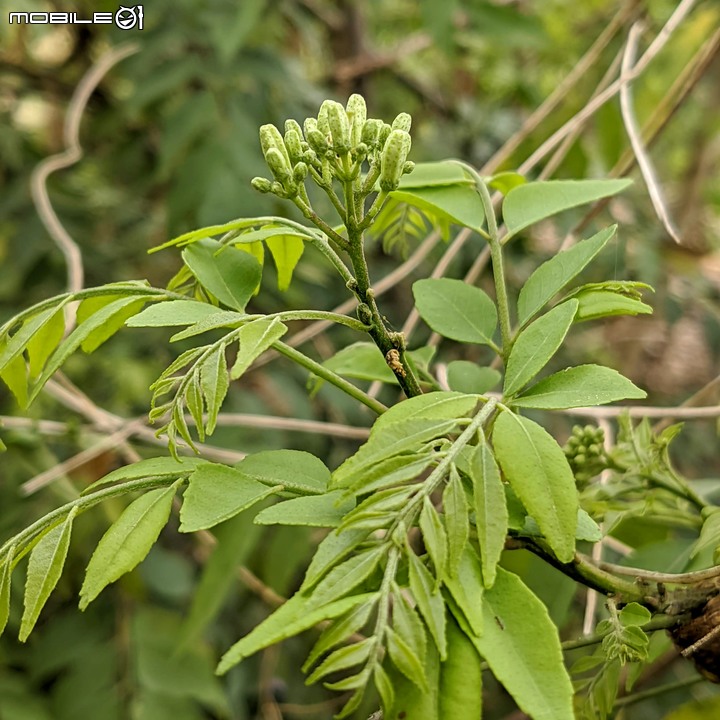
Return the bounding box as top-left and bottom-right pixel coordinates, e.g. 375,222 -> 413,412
251,94 -> 415,201
563,424 -> 608,488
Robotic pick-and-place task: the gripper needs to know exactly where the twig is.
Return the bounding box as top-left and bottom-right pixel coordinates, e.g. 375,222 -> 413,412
30,43 -> 139,323
620,23 -> 681,243
560,404 -> 720,420
517,0 -> 700,176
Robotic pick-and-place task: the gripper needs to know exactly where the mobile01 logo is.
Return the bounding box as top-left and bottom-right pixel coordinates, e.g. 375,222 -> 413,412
8,5 -> 143,30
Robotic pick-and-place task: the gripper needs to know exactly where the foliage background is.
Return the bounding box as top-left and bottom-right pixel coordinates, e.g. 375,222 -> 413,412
1,0 -> 719,718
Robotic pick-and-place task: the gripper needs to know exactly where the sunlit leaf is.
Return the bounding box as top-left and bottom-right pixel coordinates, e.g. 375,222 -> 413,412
79,481 -> 181,609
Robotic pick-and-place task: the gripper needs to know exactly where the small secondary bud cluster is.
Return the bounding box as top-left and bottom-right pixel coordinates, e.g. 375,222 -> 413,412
564,424 -> 608,488
251,95 -> 415,202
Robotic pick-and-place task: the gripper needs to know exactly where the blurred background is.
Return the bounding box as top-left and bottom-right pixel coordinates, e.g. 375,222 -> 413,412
1,0 -> 720,718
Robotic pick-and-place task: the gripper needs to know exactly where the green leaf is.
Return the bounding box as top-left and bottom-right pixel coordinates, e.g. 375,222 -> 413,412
439,614 -> 483,719
443,468 -> 469,578
0,545 -> 16,636
182,239 -> 261,311
373,664 -> 395,715
85,456 -> 206,492
517,226 -> 616,325
619,602 -> 652,627
170,311 -> 247,341
691,507 -> 720,561
0,350 -> 27,408
473,567 -> 574,720
576,509 -> 603,542
254,490 -> 355,527
230,317 -> 288,379
306,637 -> 375,685
307,546 -> 385,606
446,361 -> 501,394
79,481 -> 181,609
387,640 -> 441,720
216,592 -> 375,674
322,342 -> 396,384
420,498 -> 448,582
399,160 -> 474,188
76,296 -> 148,352
488,170 -> 526,195
304,599 -> 376,672
26,307 -> 65,378
413,279 -> 497,345
387,627 -> 428,692
200,346 -> 229,435
265,234 -> 304,291
470,443 -> 508,588
504,300 -> 578,396
30,297 -> 148,402
179,463 -> 282,532
443,545 -> 485,637
20,508 -> 77,641
301,529 -> 370,591
237,449 -> 330,495
407,551 -> 447,659
373,391 -> 479,433
393,589 -> 428,669
127,300 -> 228,328
492,412 -> 577,562
573,289 -> 653,321
502,180 -> 632,237
332,419 -> 458,489
0,304 -> 65,376
390,185 -> 485,231
511,364 -> 646,409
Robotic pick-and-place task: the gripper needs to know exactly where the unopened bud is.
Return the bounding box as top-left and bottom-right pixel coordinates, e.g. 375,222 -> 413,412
251,177 -> 272,193
285,118 -> 304,139
391,112 -> 412,133
259,124 -> 290,166
402,161 -> 415,175
317,100 -> 332,136
378,123 -> 392,148
293,162 -> 308,182
380,129 -> 412,191
361,119 -> 382,148
326,100 -> 351,154
346,94 -> 367,147
265,147 -> 292,184
284,128 -> 304,164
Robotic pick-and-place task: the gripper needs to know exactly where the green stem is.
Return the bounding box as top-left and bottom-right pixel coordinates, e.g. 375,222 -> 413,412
272,341 -> 387,415
453,161 -> 513,360
561,613 -> 684,653
293,197 -> 349,249
393,398 -> 498,531
613,675 -> 706,709
358,189 -> 388,232
0,476 -> 178,566
274,310 -> 370,333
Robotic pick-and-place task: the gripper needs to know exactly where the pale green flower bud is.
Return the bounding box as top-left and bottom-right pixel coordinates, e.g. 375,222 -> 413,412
265,147 -> 292,185
402,161 -> 415,175
391,112 -> 412,133
304,117 -> 328,155
346,94 -> 367,147
317,100 -> 332,136
378,123 -> 392,147
361,119 -> 382,148
284,128 -> 304,164
380,129 -> 412,191
326,100 -> 351,154
285,118 -> 304,139
259,124 -> 290,166
251,177 -> 272,193
270,181 -> 285,195
293,161 -> 308,183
